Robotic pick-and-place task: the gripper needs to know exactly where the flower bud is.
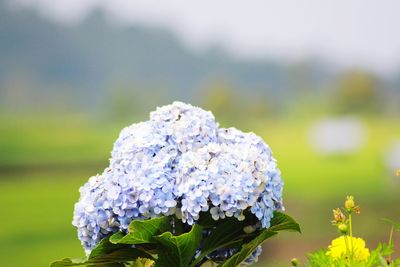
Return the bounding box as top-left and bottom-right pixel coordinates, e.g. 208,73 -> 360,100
354,206 -> 361,214
291,258 -> 300,266
332,208 -> 346,224
243,225 -> 257,234
345,196 -> 355,212
338,223 -> 348,234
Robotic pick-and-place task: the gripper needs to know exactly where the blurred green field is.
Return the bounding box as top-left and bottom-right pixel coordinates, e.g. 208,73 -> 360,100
0,115 -> 399,266
0,171 -> 87,266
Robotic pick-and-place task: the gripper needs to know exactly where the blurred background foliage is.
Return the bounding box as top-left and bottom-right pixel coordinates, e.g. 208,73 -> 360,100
0,1 -> 399,266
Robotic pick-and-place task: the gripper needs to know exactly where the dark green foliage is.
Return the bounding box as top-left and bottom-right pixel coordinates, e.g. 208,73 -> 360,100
109,217 -> 171,245
305,249 -> 330,267
51,211 -> 300,267
50,236 -> 152,267
153,224 -> 202,267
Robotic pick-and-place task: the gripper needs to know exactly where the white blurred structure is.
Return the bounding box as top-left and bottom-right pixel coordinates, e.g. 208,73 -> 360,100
308,117 -> 367,154
385,140 -> 400,177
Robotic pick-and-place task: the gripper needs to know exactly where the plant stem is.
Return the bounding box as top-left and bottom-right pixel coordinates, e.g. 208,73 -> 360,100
348,214 -> 353,237
388,225 -> 394,245
348,214 -> 354,261
388,225 -> 394,262
344,234 -> 350,255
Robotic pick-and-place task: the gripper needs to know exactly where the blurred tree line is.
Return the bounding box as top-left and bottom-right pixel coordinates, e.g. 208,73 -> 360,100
331,70 -> 383,114
0,0 -> 399,121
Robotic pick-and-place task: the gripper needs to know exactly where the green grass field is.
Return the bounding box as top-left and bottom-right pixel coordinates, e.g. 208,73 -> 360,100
0,115 -> 399,266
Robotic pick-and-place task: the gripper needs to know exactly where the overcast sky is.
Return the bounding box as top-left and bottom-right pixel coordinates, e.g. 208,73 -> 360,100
12,0 -> 400,74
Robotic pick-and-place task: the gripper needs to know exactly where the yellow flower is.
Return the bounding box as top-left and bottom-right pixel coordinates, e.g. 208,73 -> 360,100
326,236 -> 370,262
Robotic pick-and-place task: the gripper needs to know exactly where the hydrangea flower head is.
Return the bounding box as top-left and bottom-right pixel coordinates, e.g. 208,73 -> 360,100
72,101 -> 284,257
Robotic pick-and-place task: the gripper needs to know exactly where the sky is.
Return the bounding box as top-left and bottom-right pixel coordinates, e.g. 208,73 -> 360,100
11,0 -> 400,74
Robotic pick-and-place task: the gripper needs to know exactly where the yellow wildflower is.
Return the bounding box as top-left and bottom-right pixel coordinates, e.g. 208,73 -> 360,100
326,236 -> 370,262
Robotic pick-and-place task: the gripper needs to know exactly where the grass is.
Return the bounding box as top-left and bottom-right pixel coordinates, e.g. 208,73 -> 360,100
0,170 -> 90,266
0,114 -> 399,266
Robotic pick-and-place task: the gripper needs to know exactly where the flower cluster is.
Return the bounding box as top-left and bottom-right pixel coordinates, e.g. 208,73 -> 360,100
72,102 -> 284,259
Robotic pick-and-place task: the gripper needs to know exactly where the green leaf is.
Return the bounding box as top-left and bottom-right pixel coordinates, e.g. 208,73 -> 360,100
51,236 -> 153,267
52,213 -> 299,267
380,242 -> 395,257
110,217 -> 171,245
217,212 -> 300,267
191,211 -> 300,267
89,236 -> 126,259
50,258 -> 89,267
50,247 -> 150,267
382,218 -> 400,232
218,229 -> 277,267
268,211 -> 301,233
190,215 -> 256,267
305,249 -> 331,267
153,224 -> 203,267
366,243 -> 383,266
